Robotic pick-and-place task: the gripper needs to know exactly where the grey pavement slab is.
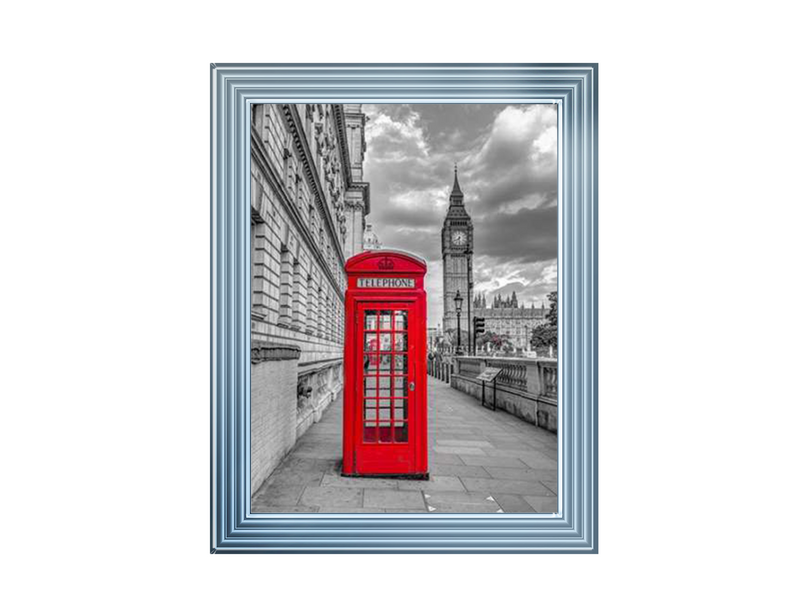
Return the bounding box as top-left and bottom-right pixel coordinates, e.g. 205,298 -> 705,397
317,507 -> 386,513
429,502 -> 502,513
430,452 -> 465,465
523,496 -> 559,513
492,494 -> 537,513
434,446 -> 488,455
251,506 -> 320,513
459,455 -> 528,468
251,375 -> 557,514
320,474 -> 400,490
482,466 -> 557,482
424,491 -> 498,505
437,439 -> 495,448
265,469 -> 325,487
518,454 -> 558,471
252,485 -> 305,508
541,481 -> 559,495
299,485 -> 364,508
364,489 -> 426,510
461,477 -> 556,496
397,475 -> 466,492
429,464 -> 490,478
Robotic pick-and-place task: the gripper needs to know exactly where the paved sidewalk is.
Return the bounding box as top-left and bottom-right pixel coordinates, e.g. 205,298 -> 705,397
252,376 -> 558,513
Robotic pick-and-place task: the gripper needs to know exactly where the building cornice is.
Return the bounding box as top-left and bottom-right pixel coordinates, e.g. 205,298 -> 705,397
282,104 -> 346,267
251,342 -> 302,363
333,105 -> 352,187
335,105 -> 371,216
347,181 -> 371,216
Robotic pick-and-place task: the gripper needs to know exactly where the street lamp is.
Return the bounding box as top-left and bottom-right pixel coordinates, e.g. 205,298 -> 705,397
465,248 -> 472,357
454,291 -> 463,355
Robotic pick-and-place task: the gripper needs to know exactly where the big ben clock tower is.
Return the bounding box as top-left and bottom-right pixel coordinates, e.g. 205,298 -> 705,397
441,165 -> 474,337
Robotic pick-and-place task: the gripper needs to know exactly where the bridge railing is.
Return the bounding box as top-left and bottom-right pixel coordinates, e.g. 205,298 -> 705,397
450,355 -> 558,432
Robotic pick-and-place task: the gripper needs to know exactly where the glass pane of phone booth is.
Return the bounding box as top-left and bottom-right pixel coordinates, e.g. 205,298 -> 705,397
362,309 -> 409,444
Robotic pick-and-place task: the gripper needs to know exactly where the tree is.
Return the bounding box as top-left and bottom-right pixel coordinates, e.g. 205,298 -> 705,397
544,291 -> 557,327
530,291 -> 558,355
475,331 -> 514,355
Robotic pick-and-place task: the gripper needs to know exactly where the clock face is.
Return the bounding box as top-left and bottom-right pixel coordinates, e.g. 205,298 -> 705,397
452,231 -> 467,246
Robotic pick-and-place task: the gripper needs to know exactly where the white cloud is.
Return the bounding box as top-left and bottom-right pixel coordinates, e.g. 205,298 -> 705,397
363,103 -> 558,326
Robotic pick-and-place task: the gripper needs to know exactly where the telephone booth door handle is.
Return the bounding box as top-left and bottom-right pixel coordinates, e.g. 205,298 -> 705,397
410,381 -> 415,391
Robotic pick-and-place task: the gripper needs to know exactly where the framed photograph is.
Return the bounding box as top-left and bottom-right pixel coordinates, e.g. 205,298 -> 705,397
211,64 -> 597,553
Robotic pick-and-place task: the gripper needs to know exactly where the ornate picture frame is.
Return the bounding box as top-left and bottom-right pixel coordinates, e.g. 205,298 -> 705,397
211,64 -> 598,553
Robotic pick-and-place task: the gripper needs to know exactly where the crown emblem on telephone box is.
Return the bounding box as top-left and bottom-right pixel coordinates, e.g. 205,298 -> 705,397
378,257 -> 395,271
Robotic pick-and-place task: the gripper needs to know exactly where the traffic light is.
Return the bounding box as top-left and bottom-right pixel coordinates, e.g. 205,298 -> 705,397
473,317 -> 485,336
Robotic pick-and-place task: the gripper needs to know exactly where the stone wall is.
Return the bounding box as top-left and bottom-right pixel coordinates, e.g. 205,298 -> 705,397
450,356 -> 558,433
250,343 -> 302,493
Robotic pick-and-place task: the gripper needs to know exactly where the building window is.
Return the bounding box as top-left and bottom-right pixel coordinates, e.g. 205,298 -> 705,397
306,274 -> 315,334
278,247 -> 293,328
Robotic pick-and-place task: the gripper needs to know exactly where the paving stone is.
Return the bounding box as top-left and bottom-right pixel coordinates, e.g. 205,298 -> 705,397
381,509 -> 429,514
436,439 -> 494,448
398,475 -> 466,492
364,489 -> 426,510
252,485 -> 305,507
434,446 -> 488,455
266,469 -> 325,487
316,507 -> 385,514
280,457 -> 322,472
251,375 -> 558,515
427,501 -> 501,513
487,438 -> 538,449
429,464 -> 490,478
289,449 -> 342,460
430,452 -> 465,465
518,454 -> 558,471
540,481 -> 559,495
320,474 -> 399,489
483,466 -> 557,482
424,491 -> 498,505
483,448 -> 544,459
250,505 -> 320,514
299,485 -> 364,507
460,477 -> 555,496
458,455 -> 527,468
534,446 -> 559,461
491,494 -> 536,513
523,496 -> 559,513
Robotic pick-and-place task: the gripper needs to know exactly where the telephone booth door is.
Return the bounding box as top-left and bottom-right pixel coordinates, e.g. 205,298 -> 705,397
342,250 -> 428,478
355,302 -> 417,474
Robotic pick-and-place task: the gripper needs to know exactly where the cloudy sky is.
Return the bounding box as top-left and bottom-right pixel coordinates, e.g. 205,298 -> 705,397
362,104 -> 558,327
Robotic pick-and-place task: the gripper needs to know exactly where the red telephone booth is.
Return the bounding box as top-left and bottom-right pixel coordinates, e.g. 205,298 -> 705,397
342,250 -> 428,478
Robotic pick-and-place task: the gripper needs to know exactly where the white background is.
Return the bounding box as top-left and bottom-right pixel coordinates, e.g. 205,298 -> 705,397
1,1 -> 802,600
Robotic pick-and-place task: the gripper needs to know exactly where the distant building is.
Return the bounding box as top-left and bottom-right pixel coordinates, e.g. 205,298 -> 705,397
474,305 -> 547,352
363,223 -> 381,249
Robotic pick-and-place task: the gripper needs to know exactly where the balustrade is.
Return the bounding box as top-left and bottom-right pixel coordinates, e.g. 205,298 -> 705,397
539,361 -> 557,400
487,360 -> 528,391
451,356 -> 557,399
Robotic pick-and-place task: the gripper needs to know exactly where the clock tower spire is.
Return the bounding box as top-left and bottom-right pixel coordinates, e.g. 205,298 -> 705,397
441,165 -> 474,342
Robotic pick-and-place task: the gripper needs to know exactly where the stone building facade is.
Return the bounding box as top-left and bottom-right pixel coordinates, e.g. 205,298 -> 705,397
473,306 -> 547,352
249,103 -> 369,492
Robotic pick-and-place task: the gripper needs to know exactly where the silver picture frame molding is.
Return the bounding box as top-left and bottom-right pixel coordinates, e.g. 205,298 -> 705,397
211,64 -> 598,553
